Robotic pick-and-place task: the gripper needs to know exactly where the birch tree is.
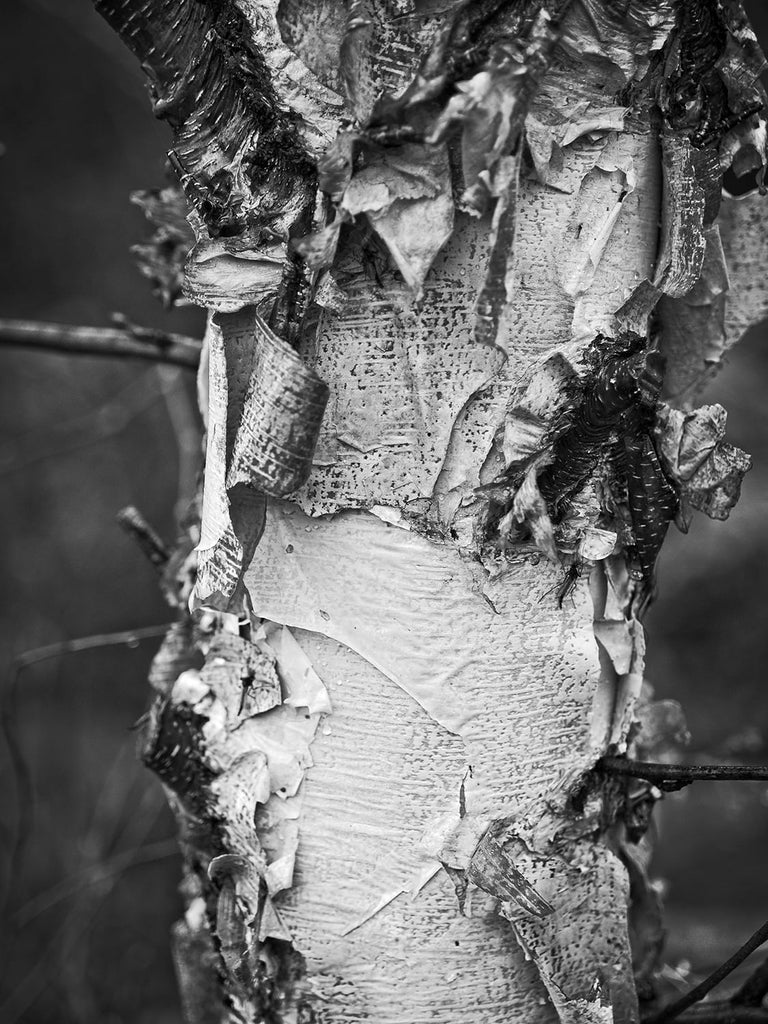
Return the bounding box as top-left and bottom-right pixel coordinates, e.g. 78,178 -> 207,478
90,0 -> 768,1021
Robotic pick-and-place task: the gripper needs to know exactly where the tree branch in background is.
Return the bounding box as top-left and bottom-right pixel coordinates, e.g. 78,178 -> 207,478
732,953 -> 768,1008
117,505 -> 171,572
645,918 -> 768,1024
0,317 -> 200,368
10,625 -> 174,671
13,836 -> 179,928
599,756 -> 768,791
1,623 -> 174,919
669,1006 -> 768,1022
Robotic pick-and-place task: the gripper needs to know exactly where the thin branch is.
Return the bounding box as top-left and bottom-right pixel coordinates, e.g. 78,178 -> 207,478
599,756 -> 768,791
154,363 -> 202,521
0,368 -> 163,479
0,317 -> 200,369
1,823 -> 172,1024
665,1005 -> 768,1022
1,624 -> 173,917
117,505 -> 170,572
732,954 -> 768,1007
645,918 -> 768,1024
10,623 -> 173,671
14,837 -> 179,927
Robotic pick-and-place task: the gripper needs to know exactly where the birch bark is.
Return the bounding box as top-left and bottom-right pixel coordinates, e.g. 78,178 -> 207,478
95,1 -> 768,1021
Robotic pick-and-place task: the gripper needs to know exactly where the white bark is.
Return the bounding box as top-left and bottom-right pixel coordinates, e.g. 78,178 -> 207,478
95,0 -> 768,1020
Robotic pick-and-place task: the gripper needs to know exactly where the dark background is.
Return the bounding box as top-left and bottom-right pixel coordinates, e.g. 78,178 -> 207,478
1,2 -> 767,1021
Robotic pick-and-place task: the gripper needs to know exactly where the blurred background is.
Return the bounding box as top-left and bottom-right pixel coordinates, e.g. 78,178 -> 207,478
1,2 -> 767,1021
0,3 -> 203,1021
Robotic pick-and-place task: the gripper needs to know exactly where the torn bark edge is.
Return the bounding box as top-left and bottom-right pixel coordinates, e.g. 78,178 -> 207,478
466,831 -> 555,918
137,608 -> 334,1023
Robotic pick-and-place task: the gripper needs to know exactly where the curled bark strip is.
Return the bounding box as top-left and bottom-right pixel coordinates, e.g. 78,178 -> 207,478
194,308 -> 328,611
467,832 -> 555,918
195,485 -> 268,613
653,134 -> 707,299
685,441 -> 752,521
208,855 -> 257,984
225,312 -> 329,497
559,0 -> 675,81
660,196 -> 768,407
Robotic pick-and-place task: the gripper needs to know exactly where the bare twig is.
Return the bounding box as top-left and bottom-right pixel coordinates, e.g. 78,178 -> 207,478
117,505 -> 170,571
665,1005 -> 768,1022
732,954 -> 768,1007
0,807 -> 174,1024
645,919 -> 768,1024
0,369 -> 163,478
1,624 -> 173,916
14,837 -> 178,926
0,317 -> 200,368
10,624 -> 173,671
599,756 -> 768,791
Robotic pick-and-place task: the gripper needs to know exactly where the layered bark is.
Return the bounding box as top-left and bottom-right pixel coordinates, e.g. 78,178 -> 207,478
96,1 -> 768,1022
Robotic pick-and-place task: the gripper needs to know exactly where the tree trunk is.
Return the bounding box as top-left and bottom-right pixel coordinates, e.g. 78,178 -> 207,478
93,1 -> 768,1021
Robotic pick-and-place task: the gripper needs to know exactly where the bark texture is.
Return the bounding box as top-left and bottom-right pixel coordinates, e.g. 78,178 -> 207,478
95,1 -> 768,1021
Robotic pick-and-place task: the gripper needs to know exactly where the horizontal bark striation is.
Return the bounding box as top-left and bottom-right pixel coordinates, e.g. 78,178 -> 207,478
95,0 -> 315,239
246,502 -> 638,1023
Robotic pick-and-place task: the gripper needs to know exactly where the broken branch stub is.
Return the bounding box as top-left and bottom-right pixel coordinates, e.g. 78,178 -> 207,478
94,0 -> 768,1020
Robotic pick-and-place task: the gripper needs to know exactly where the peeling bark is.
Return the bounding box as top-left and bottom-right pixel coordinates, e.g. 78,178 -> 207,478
95,0 -> 768,1021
